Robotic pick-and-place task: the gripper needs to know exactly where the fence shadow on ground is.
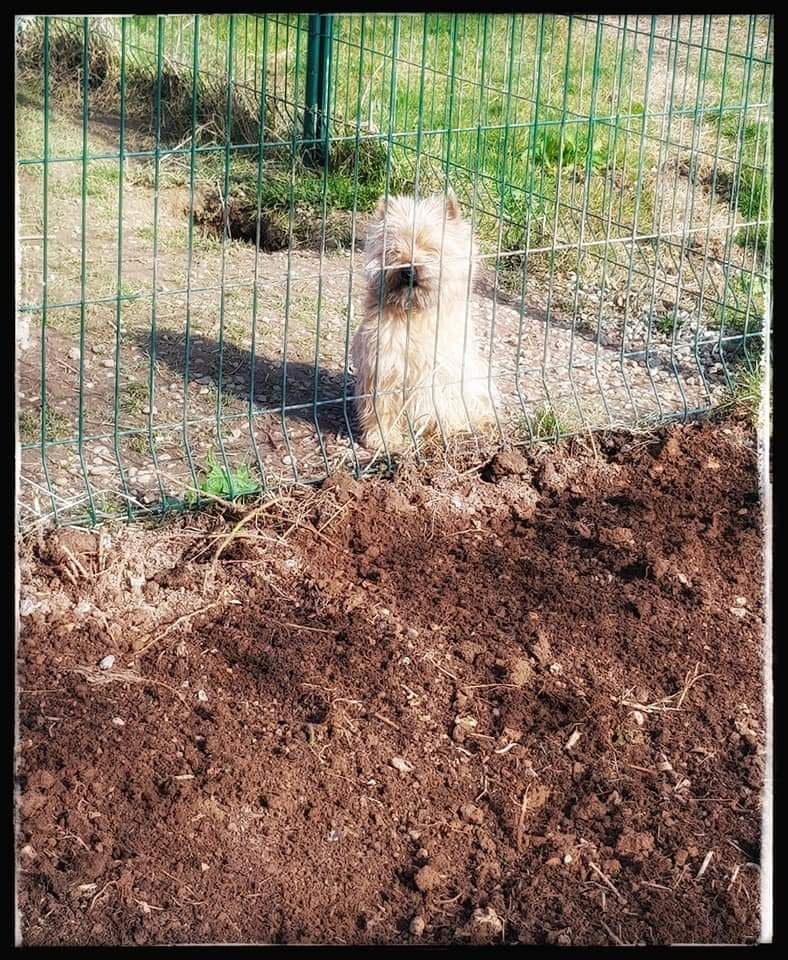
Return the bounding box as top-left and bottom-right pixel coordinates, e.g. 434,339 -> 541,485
137,329 -> 355,439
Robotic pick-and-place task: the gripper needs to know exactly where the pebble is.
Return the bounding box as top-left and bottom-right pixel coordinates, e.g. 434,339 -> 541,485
390,756 -> 413,773
99,655 -> 115,670
197,689 -> 208,702
460,802 -> 485,825
470,906 -> 504,938
19,597 -> 38,617
413,865 -> 440,892
111,717 -> 125,727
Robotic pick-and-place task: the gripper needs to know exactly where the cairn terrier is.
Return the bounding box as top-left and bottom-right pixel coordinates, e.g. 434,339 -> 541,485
351,189 -> 496,450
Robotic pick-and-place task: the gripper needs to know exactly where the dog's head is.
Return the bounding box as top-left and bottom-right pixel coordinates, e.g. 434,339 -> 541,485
363,190 -> 475,312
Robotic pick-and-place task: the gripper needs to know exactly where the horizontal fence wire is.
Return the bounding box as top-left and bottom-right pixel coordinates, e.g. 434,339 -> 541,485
14,13 -> 772,528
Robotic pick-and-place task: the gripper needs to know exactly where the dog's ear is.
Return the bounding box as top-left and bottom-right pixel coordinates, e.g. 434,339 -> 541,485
444,187 -> 461,220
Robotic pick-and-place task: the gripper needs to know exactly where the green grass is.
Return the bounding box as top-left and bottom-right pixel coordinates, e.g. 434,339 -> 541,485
185,449 -> 261,503
128,432 -> 155,455
16,14 -> 771,277
723,361 -> 765,426
712,269 -> 766,334
707,114 -> 771,256
521,403 -> 568,441
18,403 -> 72,443
120,381 -> 148,415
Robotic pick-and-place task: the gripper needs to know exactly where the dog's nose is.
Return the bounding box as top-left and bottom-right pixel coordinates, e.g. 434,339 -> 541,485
399,266 -> 417,286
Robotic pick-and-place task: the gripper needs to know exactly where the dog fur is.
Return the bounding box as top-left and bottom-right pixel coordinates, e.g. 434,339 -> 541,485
351,190 -> 497,450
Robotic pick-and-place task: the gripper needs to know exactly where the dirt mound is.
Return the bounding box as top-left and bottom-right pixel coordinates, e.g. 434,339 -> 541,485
16,416 -> 764,945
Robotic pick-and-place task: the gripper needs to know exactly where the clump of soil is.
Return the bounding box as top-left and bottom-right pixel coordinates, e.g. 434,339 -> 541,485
193,188 -> 358,252
16,415 -> 765,945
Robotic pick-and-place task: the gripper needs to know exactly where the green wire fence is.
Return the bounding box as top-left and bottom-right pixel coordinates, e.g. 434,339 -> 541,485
15,14 -> 772,528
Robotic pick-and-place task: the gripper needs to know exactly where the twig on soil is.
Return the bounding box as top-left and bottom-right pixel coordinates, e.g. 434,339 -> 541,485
695,850 -> 714,880
588,861 -> 627,904
132,599 -> 225,656
70,665 -> 187,704
59,562 -> 78,587
60,543 -> 90,579
465,682 -> 519,690
420,652 -> 459,682
617,662 -> 713,714
317,498 -> 355,533
373,712 -> 403,732
597,918 -> 628,946
89,880 -> 117,912
208,496 -> 284,575
268,618 -> 337,635
515,783 -> 532,852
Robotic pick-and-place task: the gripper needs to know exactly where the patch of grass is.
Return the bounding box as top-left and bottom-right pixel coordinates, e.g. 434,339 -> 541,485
724,362 -> 765,426
708,114 -> 771,256
193,137 -> 388,252
120,381 -> 148,415
185,449 -> 261,503
18,403 -> 72,443
655,311 -> 682,337
521,403 -> 568,441
712,269 -> 766,334
128,433 -> 156,455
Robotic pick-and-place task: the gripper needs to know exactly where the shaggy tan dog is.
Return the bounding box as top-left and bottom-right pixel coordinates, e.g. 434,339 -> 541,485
351,190 -> 497,451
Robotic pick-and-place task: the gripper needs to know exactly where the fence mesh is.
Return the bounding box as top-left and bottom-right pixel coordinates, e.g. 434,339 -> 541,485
15,14 -> 772,528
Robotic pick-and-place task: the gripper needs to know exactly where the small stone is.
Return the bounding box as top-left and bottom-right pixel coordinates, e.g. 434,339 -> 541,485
390,756 -> 413,773
408,830 -> 421,841
19,597 -> 38,617
99,655 -> 115,671
409,915 -> 426,937
506,658 -> 532,687
459,802 -> 485,825
111,717 -> 125,727
454,715 -> 478,730
197,689 -> 208,702
200,862 -> 210,872
413,865 -> 440,892
470,906 -> 504,939
563,853 -> 573,865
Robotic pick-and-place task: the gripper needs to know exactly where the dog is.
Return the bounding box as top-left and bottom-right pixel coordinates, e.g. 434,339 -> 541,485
350,189 -> 497,451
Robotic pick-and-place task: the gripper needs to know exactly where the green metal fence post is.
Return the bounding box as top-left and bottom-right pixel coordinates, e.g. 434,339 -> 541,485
303,13 -> 333,166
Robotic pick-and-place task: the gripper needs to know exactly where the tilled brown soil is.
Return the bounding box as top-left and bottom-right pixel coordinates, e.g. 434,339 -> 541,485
16,415 -> 765,945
